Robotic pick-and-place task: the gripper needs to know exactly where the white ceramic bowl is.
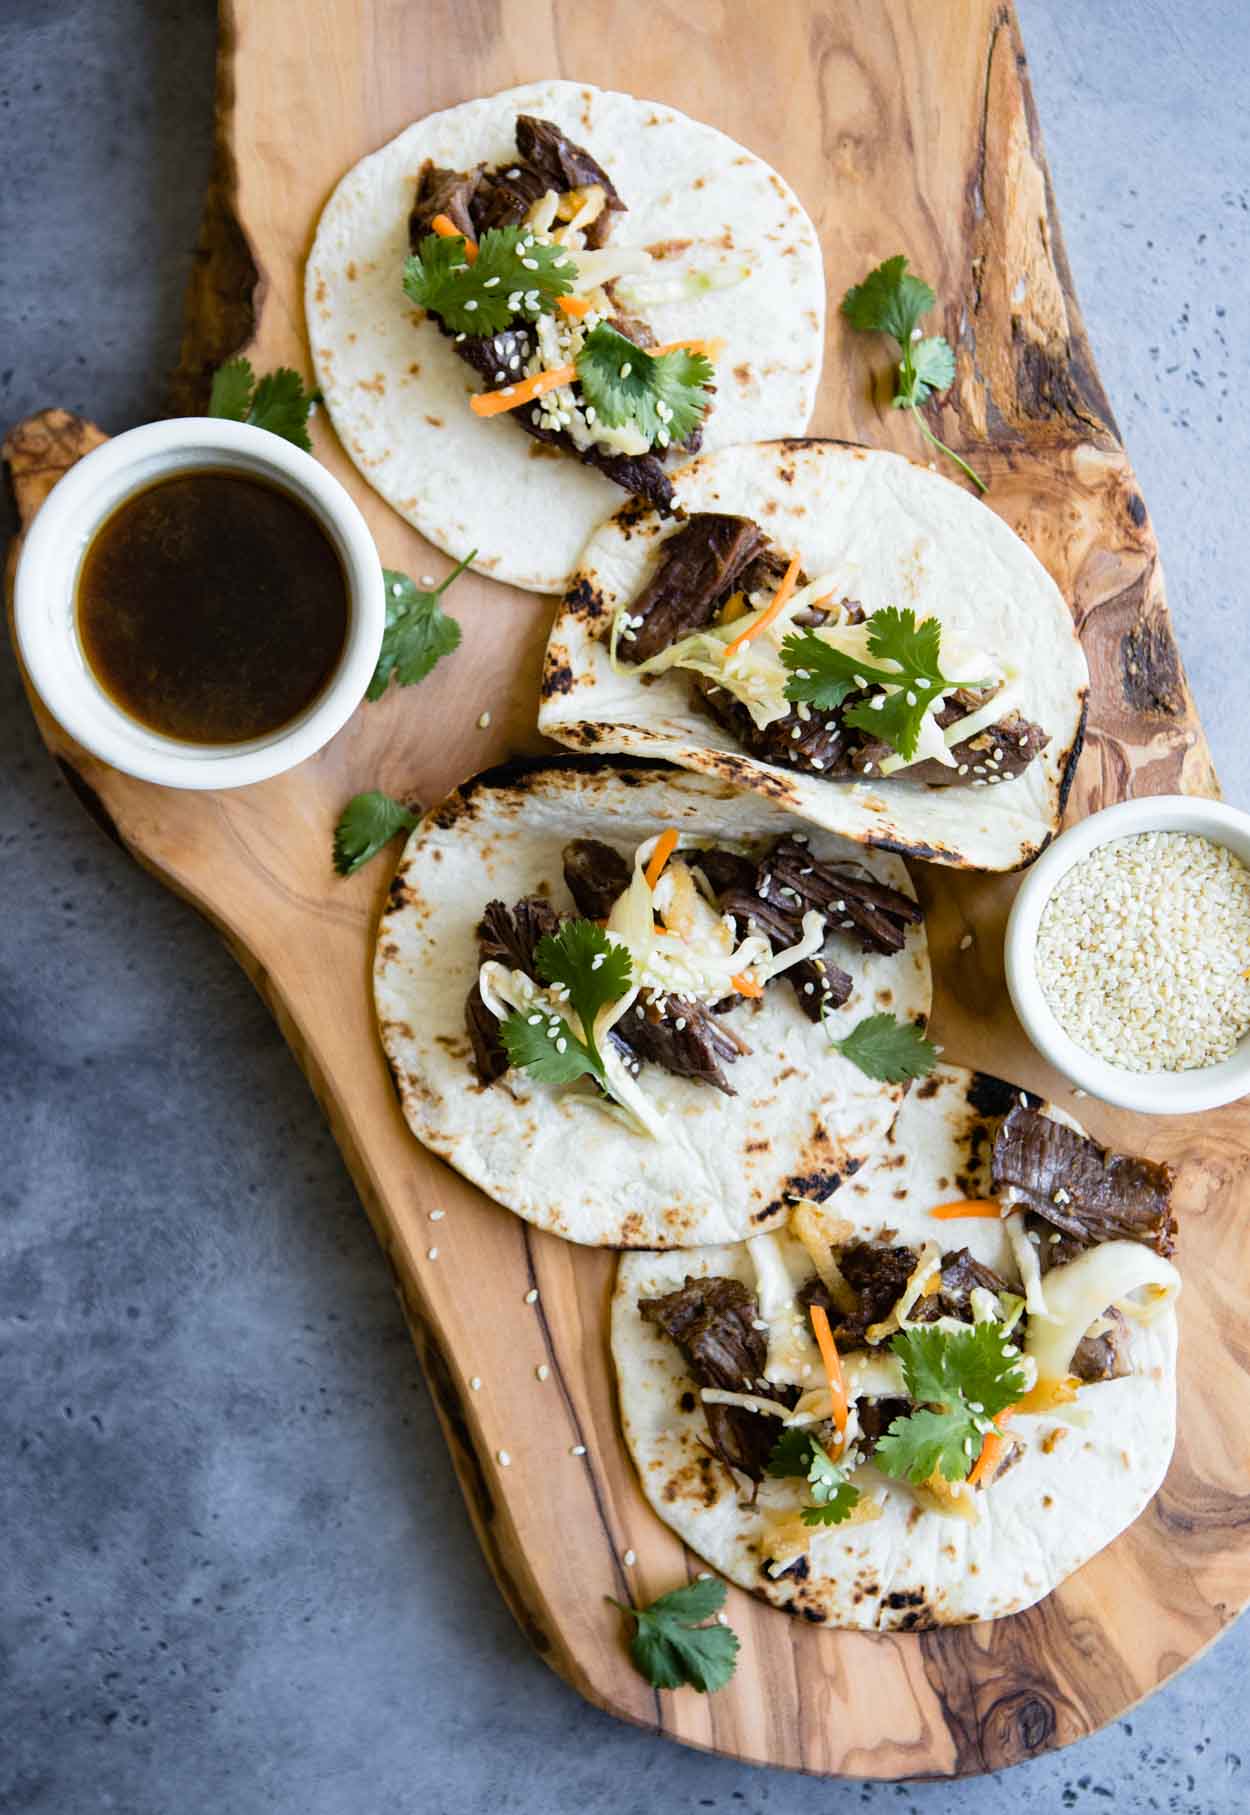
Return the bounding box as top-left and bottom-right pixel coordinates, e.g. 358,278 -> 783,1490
13,417 -> 385,789
1005,794 -> 1250,1114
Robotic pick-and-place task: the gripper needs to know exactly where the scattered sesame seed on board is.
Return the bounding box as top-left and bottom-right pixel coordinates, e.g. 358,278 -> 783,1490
470,1377 -> 482,1391
478,710 -> 492,729
498,1450 -> 511,1467
1036,831 -> 1250,1071
570,1444 -> 587,1457
429,1208 -> 445,1221
622,1549 -> 637,1567
535,1364 -> 550,1382
959,933 -> 974,951
426,1246 -> 439,1260
524,1288 -> 539,1305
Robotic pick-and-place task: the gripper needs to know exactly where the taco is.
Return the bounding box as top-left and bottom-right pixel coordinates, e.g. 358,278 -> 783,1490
374,758 -> 931,1248
539,440 -> 1089,870
612,1064 -> 1179,1625
307,81 -> 824,594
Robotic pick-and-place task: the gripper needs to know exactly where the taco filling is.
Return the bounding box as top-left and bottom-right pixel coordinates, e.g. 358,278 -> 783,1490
611,510 -> 1051,789
467,826 -> 922,1138
613,1065 -> 1180,1624
405,115 -> 737,513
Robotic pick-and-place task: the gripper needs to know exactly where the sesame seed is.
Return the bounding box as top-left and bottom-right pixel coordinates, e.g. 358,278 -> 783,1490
619,362 -> 632,379
1036,831 -> 1250,1071
463,299 -> 478,312
498,1450 -> 511,1467
555,1038 -> 568,1053
477,710 -> 492,728
959,933 -> 973,951
521,257 -> 539,270
571,1444 -> 587,1456
524,1288 -> 539,1305
390,580 -> 403,597
470,1376 -> 482,1391
483,276 -> 500,288
623,1549 -> 637,1567
803,982 -> 815,995
430,1208 -> 445,1220
427,1246 -> 439,1260
536,1364 -> 550,1382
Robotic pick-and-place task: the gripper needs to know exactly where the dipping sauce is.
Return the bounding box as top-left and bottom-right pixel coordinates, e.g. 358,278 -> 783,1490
75,469 -> 349,744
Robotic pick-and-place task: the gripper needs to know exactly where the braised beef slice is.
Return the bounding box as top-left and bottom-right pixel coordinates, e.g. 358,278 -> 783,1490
855,1395 -> 912,1459
620,514 -> 768,663
688,847 -> 756,899
611,997 -> 743,1096
1071,1307 -> 1131,1383
639,1275 -> 788,1481
693,673 -> 862,776
409,161 -> 483,243
937,1248 -> 1010,1320
464,116 -> 624,245
452,322 -> 677,512
851,691 -> 1050,787
992,1106 -> 1177,1257
466,896 -> 565,1085
561,838 -> 631,920
515,114 -> 624,219
469,162 -> 548,234
799,1242 -> 939,1346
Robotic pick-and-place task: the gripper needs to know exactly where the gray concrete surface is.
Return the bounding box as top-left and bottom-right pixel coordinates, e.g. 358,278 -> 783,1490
2,2 -> 1247,1810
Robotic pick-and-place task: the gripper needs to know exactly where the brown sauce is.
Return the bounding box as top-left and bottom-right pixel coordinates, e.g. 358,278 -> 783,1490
76,468 -> 349,745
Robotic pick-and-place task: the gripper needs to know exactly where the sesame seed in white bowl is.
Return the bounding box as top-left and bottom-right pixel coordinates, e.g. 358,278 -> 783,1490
1005,795 -> 1250,1115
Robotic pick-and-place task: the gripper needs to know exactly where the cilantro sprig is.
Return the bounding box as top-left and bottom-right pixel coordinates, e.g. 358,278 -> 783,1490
781,605 -> 988,761
403,226 -> 574,335
841,255 -> 986,492
499,921 -> 633,1095
332,790 -> 418,877
208,357 -> 316,452
611,1576 -> 739,1693
824,1011 -> 937,1084
575,323 -> 714,448
873,1324 -> 1026,1487
368,554 -> 473,700
766,1428 -> 861,1527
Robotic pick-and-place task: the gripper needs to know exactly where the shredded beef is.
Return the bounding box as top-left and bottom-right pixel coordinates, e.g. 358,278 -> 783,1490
466,896 -> 565,1084
798,1242 -> 938,1346
611,997 -> 744,1096
620,514 -> 768,663
639,1275 -> 790,1481
1071,1307 -> 1131,1383
855,1395 -> 912,1459
937,1248 -> 1010,1320
851,693 -> 1050,786
409,161 -> 483,242
693,673 -> 860,776
992,1106 -> 1177,1257
465,982 -> 510,1084
688,847 -> 757,899
515,114 -> 624,225
561,838 -> 631,920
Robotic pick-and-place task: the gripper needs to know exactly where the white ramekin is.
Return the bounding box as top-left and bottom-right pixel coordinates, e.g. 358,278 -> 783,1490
13,417 -> 385,789
1005,794 -> 1250,1114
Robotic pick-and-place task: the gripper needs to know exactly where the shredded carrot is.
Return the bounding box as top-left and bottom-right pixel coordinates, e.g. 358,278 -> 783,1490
968,1409 -> 1014,1488
470,365 -> 576,417
430,213 -> 478,263
648,337 -> 727,361
722,551 -> 802,661
644,827 -> 680,891
808,1304 -> 849,1448
929,1199 -> 1003,1221
731,972 -> 764,998
558,294 -> 593,319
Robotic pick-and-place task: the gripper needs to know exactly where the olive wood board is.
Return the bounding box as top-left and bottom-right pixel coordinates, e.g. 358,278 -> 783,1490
6,0 -> 1250,1781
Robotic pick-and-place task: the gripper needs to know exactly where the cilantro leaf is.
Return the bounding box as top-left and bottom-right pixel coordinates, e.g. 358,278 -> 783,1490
499,1010 -> 597,1086
782,605 -> 987,762
208,356 -> 255,421
207,356 -> 315,451
764,1429 -> 861,1525
368,555 -> 472,700
612,1578 -> 739,1694
403,226 -> 574,335
765,1426 -> 818,1478
826,1011 -> 937,1084
575,323 -> 714,448
801,1483 -> 862,1527
873,1324 -> 1027,1486
841,254 -> 935,347
534,919 -> 633,1071
840,255 -> 985,492
905,335 -> 957,406
332,790 -> 418,877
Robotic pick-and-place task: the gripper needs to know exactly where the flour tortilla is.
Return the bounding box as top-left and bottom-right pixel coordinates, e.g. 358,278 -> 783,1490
307,80 -> 825,595
374,758 -> 930,1248
613,1064 -> 1177,1625
540,440 -> 1089,870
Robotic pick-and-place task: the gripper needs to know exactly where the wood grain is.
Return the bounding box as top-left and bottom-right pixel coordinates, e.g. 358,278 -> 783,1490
6,0 -> 1248,1779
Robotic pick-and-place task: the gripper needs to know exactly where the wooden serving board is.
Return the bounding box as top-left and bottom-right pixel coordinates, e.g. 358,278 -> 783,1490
7,0 -> 1250,1779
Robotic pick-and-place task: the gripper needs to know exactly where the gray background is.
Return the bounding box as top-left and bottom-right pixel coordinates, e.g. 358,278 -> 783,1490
2,1 -> 1247,1809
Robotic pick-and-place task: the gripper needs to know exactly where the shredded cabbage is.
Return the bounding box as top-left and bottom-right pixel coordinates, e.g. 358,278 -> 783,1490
1025,1242 -> 1181,1384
